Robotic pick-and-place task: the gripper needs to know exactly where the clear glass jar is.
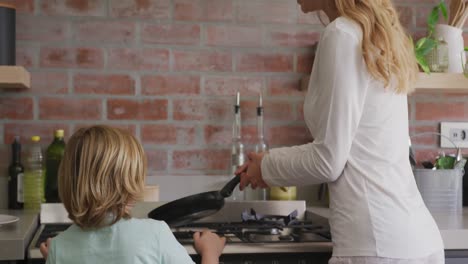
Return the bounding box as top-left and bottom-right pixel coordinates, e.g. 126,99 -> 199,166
426,37 -> 449,73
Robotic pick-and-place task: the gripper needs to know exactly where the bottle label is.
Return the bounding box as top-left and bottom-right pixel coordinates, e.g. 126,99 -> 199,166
17,173 -> 24,203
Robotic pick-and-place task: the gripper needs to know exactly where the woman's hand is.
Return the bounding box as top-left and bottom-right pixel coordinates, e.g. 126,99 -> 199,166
194,230 -> 226,264
236,152 -> 269,191
39,238 -> 52,259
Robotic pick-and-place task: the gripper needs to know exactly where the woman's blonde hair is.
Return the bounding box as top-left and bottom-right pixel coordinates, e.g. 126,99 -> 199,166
334,0 -> 418,94
58,125 -> 146,229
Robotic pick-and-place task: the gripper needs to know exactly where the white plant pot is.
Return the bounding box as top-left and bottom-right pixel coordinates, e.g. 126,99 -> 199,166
434,24 -> 465,73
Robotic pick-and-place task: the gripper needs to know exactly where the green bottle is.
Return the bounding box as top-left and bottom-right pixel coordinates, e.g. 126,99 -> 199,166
45,130 -> 65,203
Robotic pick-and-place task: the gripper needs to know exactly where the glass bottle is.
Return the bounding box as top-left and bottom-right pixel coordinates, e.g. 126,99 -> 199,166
23,136 -> 45,210
45,129 -> 65,203
229,92 -> 245,201
244,93 -> 269,200
426,37 -> 449,73
8,136 -> 24,209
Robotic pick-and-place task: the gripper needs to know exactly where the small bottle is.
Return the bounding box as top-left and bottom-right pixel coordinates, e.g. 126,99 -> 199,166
229,92 -> 245,201
45,130 -> 65,203
23,136 -> 45,210
245,93 -> 269,201
8,136 -> 24,209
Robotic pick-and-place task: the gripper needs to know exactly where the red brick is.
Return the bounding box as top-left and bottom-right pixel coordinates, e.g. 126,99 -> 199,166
141,75 -> 200,96
236,52 -> 293,73
265,27 -> 319,47
75,21 -> 135,43
268,76 -> 306,97
415,102 -> 467,121
269,125 -> 313,146
297,6 -> 321,25
107,48 -> 169,71
0,97 -> 33,120
2,0 -> 34,13
4,123 -> 70,144
41,0 -> 106,16
415,7 -> 434,28
204,76 -> 264,96
242,100 -> 295,123
204,125 -> 257,145
409,124 -> 439,146
205,25 -> 262,47
40,47 -> 104,69
173,50 -> 232,72
107,99 -> 167,120
174,0 -> 233,22
110,0 -> 171,19
172,149 -> 230,170
17,16 -> 67,42
74,74 -> 135,95
16,47 -> 36,67
72,123 -> 137,137
145,149 -> 168,172
31,72 -> 69,94
173,99 -> 230,121
297,103 -> 305,122
142,125 -> 195,145
39,98 -> 102,120
236,0 -> 297,24
297,52 -> 315,73
142,24 -> 200,45
397,6 -> 414,28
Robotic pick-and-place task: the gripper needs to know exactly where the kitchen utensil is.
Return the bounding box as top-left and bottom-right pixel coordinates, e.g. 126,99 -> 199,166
148,175 -> 240,226
0,214 -> 19,225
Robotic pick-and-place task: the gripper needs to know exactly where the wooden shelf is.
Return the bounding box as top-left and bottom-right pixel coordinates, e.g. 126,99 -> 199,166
415,73 -> 468,93
0,66 -> 31,89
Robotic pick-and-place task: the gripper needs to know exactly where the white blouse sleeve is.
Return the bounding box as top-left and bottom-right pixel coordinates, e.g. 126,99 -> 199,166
261,26 -> 370,187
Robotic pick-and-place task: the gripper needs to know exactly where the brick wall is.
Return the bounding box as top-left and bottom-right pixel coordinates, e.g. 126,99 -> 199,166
0,0 -> 467,182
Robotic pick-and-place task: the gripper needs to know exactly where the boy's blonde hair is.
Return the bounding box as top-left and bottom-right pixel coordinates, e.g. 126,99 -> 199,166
58,125 -> 146,229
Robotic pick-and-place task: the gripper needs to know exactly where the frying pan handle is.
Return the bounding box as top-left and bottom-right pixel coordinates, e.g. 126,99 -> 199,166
220,174 -> 241,198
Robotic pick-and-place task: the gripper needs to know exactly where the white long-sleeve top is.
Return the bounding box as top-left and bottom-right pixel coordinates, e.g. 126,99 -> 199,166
261,17 -> 444,259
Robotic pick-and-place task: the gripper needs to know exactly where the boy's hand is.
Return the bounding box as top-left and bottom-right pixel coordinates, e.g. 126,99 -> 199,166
40,238 -> 52,259
193,230 -> 226,259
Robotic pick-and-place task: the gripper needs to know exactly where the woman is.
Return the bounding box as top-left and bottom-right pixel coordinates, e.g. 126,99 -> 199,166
236,0 -> 444,263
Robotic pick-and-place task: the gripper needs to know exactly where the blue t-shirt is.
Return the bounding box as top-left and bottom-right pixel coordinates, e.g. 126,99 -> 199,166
46,218 -> 195,264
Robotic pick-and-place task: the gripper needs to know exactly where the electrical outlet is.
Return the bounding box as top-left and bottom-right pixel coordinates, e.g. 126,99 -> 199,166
441,122 -> 468,148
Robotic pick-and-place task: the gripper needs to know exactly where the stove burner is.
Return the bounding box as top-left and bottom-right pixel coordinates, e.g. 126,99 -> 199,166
241,209 -> 299,226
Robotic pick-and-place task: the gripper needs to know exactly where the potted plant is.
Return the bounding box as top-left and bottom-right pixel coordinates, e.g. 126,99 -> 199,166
414,0 -> 448,74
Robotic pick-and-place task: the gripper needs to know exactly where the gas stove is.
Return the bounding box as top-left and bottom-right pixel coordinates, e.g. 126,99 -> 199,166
29,202 -> 332,264
172,209 -> 331,245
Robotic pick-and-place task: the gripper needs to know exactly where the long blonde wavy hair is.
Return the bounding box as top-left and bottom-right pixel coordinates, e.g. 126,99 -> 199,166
59,125 -> 146,229
334,0 -> 418,94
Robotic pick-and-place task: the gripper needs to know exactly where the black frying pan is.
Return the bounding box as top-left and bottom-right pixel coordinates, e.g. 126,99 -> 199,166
148,175 -> 241,226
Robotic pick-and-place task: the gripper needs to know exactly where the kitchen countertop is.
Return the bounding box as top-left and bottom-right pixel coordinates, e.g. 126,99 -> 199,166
307,206 -> 468,251
0,209 -> 39,261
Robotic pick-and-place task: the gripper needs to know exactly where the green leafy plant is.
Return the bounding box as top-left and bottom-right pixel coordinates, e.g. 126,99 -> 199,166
414,1 -> 448,73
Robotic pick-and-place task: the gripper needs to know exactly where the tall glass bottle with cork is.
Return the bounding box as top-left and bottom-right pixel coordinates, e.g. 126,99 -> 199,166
8,136 -> 24,209
23,136 -> 45,210
229,92 -> 245,201
45,129 -> 65,203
